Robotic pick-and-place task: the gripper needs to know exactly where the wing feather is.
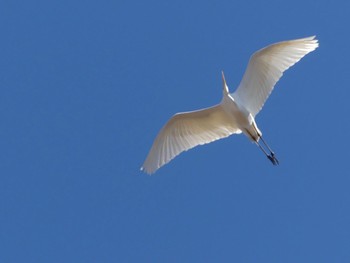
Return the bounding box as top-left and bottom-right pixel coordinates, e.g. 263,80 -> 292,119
233,36 -> 318,116
141,104 -> 241,174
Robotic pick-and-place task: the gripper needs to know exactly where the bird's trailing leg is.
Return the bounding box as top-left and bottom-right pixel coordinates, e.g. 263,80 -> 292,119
249,124 -> 279,165
259,136 -> 274,155
267,151 -> 279,165
261,136 -> 279,165
255,139 -> 279,165
245,127 -> 279,165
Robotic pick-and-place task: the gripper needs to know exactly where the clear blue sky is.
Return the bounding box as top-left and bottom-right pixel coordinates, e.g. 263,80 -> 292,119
0,0 -> 349,262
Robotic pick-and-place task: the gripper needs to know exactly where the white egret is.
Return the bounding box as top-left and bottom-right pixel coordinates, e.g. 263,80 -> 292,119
141,36 -> 318,174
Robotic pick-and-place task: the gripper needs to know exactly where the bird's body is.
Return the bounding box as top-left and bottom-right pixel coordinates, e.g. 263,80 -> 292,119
221,89 -> 261,142
142,36 -> 319,174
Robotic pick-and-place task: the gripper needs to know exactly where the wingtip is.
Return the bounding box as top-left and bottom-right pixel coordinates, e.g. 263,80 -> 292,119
140,165 -> 155,175
305,35 -> 318,42
306,35 -> 319,49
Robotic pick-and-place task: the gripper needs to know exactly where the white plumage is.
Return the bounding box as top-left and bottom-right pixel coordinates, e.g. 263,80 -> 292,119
141,36 -> 318,174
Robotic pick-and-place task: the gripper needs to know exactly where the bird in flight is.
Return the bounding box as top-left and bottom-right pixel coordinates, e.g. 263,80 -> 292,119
141,36 -> 319,174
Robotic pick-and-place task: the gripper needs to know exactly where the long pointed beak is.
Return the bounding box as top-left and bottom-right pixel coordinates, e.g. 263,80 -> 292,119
221,71 -> 229,95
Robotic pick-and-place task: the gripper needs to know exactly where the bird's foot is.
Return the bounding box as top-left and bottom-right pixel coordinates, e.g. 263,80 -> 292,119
267,152 -> 279,165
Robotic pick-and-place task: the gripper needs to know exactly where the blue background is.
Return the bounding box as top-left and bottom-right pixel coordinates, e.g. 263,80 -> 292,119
1,0 -> 349,262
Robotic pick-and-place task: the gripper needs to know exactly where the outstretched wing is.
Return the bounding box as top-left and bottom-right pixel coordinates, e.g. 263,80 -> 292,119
233,36 -> 318,117
141,104 -> 241,174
